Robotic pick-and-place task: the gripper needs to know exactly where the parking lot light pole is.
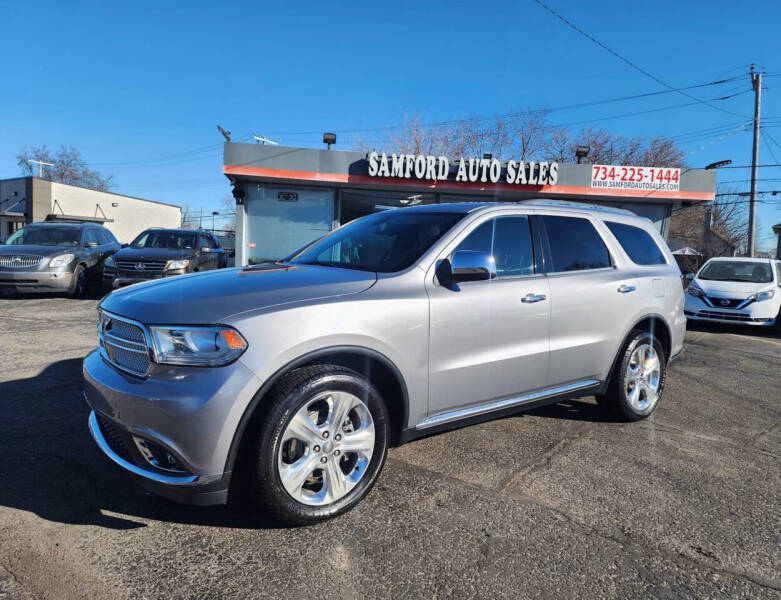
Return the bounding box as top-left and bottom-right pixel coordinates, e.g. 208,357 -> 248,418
212,211 -> 218,233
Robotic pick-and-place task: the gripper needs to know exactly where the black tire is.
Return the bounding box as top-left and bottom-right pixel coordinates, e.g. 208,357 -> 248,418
596,330 -> 667,421
67,264 -> 87,298
250,364 -> 389,525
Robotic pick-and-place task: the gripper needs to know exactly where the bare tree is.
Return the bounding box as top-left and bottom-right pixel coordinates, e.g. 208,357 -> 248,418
219,194 -> 236,233
17,145 -> 113,191
354,111 -> 684,168
545,128 -> 683,167
668,187 -> 749,258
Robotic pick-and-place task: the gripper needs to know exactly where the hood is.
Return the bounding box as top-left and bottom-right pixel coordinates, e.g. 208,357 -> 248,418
694,277 -> 774,297
0,244 -> 79,257
100,262 -> 377,324
113,247 -> 191,261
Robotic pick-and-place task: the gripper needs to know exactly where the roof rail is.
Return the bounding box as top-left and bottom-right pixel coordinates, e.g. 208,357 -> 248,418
525,199 -> 635,217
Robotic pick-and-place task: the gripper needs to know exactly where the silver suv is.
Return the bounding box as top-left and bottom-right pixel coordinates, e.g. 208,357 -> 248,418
84,201 -> 685,524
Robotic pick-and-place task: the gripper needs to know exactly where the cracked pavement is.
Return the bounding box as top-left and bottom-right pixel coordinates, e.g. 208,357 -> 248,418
0,293 -> 779,599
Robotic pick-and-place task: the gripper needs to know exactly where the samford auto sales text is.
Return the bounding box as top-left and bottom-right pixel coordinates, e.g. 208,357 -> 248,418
367,152 -> 559,185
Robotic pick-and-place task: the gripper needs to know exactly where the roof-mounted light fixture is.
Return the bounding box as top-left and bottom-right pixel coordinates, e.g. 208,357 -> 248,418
323,132 -> 337,150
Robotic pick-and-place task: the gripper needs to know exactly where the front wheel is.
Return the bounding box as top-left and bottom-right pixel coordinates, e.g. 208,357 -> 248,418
251,365 -> 389,525
66,264 -> 87,298
597,330 -> 666,421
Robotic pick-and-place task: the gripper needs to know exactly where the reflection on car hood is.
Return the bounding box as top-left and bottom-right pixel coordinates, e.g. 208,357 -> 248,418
112,247 -> 191,261
0,245 -> 79,257
100,262 -> 377,324
695,278 -> 773,296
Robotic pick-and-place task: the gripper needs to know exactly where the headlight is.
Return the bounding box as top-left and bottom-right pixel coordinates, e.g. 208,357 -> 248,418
165,259 -> 189,271
49,253 -> 75,268
749,289 -> 775,302
149,325 -> 247,366
686,282 -> 705,298
104,256 -> 115,268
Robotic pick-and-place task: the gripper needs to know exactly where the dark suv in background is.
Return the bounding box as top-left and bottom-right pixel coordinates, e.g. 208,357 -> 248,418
104,228 -> 227,288
0,222 -> 120,297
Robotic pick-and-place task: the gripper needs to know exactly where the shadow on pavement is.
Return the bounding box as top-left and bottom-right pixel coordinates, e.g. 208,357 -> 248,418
0,285 -> 109,302
686,319 -> 781,340
0,358 -> 290,531
527,399 -> 611,423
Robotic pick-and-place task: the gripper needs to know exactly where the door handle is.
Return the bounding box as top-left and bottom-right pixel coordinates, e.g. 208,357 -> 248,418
521,293 -> 547,303
617,284 -> 636,293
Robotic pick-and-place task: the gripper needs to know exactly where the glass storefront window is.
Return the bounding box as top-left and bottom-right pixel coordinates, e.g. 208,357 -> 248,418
245,186 -> 334,263
339,190 -> 436,224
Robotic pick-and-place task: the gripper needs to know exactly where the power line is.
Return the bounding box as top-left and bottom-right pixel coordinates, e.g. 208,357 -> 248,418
532,0 -> 750,119
263,77 -> 746,137
716,164 -> 781,169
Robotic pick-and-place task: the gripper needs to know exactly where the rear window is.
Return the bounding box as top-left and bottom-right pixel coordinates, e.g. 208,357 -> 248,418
605,221 -> 666,265
541,215 -> 611,272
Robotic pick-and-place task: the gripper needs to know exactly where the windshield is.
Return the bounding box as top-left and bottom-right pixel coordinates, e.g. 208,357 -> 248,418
5,226 -> 81,247
698,260 -> 774,283
289,210 -> 464,273
131,230 -> 196,250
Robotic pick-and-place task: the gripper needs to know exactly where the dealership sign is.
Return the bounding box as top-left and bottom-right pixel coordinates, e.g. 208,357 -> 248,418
367,152 -> 559,185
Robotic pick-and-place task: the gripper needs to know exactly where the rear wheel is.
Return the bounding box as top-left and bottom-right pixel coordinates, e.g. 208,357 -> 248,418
67,265 -> 87,298
250,365 -> 389,525
597,330 -> 666,421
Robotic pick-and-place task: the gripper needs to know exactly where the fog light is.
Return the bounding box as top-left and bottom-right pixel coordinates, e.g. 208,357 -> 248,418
133,436 -> 188,473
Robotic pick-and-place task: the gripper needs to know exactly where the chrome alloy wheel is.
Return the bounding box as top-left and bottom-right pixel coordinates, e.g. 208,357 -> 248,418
624,343 -> 661,413
277,391 -> 375,506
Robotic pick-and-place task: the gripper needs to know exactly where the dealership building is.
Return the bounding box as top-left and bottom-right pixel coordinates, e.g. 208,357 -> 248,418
223,143 -> 716,266
0,177 -> 181,243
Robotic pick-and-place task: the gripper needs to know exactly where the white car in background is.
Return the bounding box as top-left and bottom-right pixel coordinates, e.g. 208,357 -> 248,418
684,257 -> 781,330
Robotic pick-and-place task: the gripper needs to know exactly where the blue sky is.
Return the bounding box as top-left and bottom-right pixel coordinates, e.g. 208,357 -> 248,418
2,1 -> 780,248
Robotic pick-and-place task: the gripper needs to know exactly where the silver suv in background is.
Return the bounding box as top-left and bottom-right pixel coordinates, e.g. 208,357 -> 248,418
84,201 -> 685,524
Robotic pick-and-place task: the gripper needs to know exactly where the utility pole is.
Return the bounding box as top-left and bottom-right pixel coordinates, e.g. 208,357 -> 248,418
27,159 -> 54,178
748,65 -> 762,257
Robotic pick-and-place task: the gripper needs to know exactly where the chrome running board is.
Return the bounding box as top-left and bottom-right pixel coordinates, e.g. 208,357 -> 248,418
416,379 -> 600,430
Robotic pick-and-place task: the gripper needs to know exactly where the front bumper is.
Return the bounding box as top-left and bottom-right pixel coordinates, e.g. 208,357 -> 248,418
106,268 -> 187,288
0,269 -> 72,291
83,348 -> 261,505
684,294 -> 778,326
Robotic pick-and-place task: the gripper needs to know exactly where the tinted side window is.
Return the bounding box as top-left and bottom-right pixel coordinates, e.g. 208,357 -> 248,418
541,216 -> 611,272
200,234 -> 217,249
84,229 -> 99,245
102,229 -> 118,244
605,221 -> 666,265
454,216 -> 535,278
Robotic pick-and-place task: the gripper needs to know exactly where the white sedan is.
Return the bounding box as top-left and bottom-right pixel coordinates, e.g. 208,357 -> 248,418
684,257 -> 781,329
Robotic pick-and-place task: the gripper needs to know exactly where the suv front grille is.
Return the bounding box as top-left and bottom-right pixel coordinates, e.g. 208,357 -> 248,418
0,254 -> 43,269
115,260 -> 166,273
99,312 -> 152,377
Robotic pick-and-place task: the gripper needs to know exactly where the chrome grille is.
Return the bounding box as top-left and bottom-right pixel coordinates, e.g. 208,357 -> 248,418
0,254 -> 43,268
115,260 -> 166,273
99,311 -> 151,377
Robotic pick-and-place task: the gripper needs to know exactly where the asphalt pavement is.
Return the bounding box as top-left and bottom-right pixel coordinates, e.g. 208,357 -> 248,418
0,292 -> 779,599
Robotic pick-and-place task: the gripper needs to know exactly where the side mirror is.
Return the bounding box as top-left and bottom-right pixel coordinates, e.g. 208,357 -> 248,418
85,241 -> 99,248
201,247 -> 212,253
684,272 -> 695,281
121,243 -> 128,248
450,251 -> 496,282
